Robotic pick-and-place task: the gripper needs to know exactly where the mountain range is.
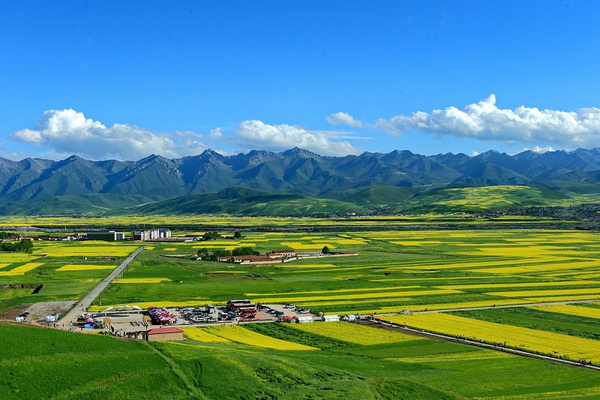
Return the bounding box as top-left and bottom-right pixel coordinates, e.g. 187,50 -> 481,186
2,147 -> 600,215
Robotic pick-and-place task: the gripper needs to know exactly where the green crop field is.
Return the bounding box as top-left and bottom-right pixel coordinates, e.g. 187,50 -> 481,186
3,321 -> 600,399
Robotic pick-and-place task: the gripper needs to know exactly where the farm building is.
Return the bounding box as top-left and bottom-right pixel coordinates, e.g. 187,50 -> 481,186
267,250 -> 297,259
145,326 -> 184,341
86,231 -> 125,241
322,315 -> 340,322
217,255 -> 281,264
297,316 -> 313,323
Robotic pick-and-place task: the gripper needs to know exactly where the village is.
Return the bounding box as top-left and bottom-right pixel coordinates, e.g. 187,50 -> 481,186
56,300 -> 362,342
3,227 -> 363,343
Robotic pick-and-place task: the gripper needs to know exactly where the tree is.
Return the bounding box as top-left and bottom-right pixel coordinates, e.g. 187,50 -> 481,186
233,231 -> 242,239
212,249 -> 230,259
322,246 -> 330,254
197,248 -> 209,259
232,246 -> 259,256
203,231 -> 222,241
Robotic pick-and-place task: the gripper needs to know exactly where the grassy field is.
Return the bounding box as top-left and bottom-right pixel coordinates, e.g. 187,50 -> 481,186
3,321 -> 600,399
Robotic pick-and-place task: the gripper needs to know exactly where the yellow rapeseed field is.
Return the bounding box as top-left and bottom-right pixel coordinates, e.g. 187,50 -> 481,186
386,313 -> 600,362
291,322 -> 421,345
0,253 -> 32,262
275,263 -> 337,269
112,278 -> 171,284
488,288 -> 600,298
529,304 -> 600,320
56,264 -> 116,271
475,259 -> 600,275
182,327 -> 232,344
251,289 -> 461,304
204,325 -> 316,351
334,299 -> 530,315
393,350 -> 513,364
245,285 -> 420,297
440,280 -> 594,290
0,262 -> 44,276
34,245 -> 138,257
279,242 -> 335,250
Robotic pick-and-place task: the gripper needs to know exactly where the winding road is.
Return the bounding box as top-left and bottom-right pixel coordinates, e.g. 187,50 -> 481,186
58,246 -> 145,327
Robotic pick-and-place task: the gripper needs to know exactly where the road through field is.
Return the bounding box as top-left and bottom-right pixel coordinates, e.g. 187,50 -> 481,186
58,246 -> 145,328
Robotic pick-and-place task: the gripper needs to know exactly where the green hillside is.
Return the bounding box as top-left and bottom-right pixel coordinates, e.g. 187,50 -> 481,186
127,187 -> 366,216
406,185 -> 573,213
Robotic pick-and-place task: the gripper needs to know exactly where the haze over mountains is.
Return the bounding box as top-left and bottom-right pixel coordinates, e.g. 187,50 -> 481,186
2,147 -> 600,215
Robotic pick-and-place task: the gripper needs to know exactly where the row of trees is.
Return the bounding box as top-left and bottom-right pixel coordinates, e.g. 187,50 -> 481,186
0,239 -> 33,254
201,231 -> 242,241
197,246 -> 259,261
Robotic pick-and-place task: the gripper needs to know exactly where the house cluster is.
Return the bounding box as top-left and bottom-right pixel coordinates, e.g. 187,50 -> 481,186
216,249 -> 299,264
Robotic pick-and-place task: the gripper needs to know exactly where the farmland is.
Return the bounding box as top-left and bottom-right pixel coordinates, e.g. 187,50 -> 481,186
90,229 -> 600,318
2,219 -> 600,397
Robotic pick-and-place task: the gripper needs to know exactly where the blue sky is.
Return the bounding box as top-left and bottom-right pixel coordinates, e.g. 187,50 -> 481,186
2,1 -> 600,160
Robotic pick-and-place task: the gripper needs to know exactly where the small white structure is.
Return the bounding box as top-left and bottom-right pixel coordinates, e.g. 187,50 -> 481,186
44,314 -> 58,322
297,316 -> 313,323
343,314 -> 356,322
321,314 -> 340,322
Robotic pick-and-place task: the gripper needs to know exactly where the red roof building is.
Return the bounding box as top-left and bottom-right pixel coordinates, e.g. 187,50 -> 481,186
146,326 -> 184,341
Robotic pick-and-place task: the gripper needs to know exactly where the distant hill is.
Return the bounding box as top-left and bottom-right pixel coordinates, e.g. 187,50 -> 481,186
127,187 -> 366,216
1,147 -> 600,215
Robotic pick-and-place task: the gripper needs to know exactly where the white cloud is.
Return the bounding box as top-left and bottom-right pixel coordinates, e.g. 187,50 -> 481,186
235,120 -> 360,156
523,145 -> 555,154
11,109 -> 207,160
326,112 -> 364,128
210,127 -> 224,139
331,95 -> 600,148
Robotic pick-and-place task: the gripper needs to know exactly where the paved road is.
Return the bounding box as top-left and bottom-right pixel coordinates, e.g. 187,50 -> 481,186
58,246 -> 145,327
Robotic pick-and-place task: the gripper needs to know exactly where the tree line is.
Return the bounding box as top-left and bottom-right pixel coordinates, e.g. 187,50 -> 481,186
0,238 -> 34,254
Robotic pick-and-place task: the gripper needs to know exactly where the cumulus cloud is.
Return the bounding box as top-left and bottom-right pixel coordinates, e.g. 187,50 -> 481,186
11,109 -> 207,160
331,95 -> 600,148
234,120 -> 360,156
326,112 -> 364,128
522,145 -> 555,154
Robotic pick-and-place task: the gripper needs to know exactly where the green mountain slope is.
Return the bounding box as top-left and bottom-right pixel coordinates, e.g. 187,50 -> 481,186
127,187 -> 366,216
